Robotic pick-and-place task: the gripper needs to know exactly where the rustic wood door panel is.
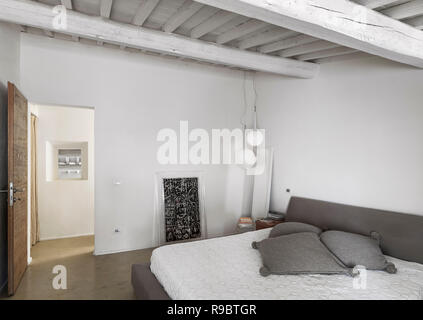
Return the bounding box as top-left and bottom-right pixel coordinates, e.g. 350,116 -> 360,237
8,82 -> 28,296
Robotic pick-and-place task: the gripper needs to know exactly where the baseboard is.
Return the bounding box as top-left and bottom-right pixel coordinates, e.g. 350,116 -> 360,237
39,233 -> 94,241
94,245 -> 152,256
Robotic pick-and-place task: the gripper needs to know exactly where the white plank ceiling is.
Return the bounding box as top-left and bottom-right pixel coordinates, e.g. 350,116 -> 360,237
2,0 -> 423,77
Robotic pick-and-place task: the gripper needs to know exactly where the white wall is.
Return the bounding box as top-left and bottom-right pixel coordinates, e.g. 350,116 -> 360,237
20,30 -> 423,254
0,21 -> 21,292
0,22 -> 20,88
256,57 -> 423,216
20,33 -> 250,254
33,104 -> 94,240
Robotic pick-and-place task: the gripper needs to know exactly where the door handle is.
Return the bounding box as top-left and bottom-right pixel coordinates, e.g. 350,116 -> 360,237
3,183 -> 20,206
9,182 -> 13,207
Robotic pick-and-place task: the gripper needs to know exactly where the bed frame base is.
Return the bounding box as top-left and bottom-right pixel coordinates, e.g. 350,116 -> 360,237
132,196 -> 423,300
131,263 -> 170,300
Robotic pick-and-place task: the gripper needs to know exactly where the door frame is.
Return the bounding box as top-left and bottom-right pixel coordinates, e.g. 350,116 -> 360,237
27,103 -> 96,256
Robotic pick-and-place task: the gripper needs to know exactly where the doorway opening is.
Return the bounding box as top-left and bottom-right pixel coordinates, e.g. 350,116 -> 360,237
29,103 -> 95,265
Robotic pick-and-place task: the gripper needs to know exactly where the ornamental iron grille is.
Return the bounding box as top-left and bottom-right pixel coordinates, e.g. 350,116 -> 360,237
163,177 -> 201,242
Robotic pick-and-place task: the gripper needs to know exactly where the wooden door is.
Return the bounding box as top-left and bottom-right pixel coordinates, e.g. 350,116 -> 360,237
7,82 -> 28,296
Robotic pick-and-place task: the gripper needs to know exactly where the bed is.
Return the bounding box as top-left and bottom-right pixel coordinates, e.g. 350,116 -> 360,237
131,197 -> 423,300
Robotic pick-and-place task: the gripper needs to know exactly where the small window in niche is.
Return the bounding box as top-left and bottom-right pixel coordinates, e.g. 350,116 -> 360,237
58,149 -> 82,180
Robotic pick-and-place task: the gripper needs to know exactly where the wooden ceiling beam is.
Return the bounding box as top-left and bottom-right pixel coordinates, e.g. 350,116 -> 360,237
0,0 -> 319,78
195,0 -> 423,68
261,0 -> 418,58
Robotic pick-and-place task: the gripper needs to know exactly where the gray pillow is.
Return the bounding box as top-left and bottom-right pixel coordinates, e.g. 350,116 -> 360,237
269,222 -> 322,238
252,232 -> 352,277
320,230 -> 397,274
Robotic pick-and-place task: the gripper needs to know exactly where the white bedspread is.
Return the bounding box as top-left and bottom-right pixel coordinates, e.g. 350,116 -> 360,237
150,229 -> 423,300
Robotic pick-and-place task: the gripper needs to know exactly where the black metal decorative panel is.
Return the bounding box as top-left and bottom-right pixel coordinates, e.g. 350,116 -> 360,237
163,177 -> 201,242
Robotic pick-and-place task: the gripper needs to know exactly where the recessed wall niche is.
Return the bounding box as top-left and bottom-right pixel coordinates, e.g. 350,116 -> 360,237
46,141 -> 89,181
58,148 -> 82,179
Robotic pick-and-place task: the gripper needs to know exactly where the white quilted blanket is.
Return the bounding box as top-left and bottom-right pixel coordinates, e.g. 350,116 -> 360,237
150,229 -> 423,300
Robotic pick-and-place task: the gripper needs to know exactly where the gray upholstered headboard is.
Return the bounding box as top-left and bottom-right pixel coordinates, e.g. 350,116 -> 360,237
286,197 -> 423,265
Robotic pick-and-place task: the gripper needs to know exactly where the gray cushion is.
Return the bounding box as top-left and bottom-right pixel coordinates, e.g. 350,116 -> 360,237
320,231 -> 397,274
269,222 -> 322,238
252,232 -> 351,277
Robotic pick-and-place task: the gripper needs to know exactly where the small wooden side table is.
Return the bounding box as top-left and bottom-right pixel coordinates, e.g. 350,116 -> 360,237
255,219 -> 285,230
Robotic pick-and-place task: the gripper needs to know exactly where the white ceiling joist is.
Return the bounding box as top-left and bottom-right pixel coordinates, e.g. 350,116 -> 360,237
216,19 -> 267,44
353,0 -> 399,9
0,0 -> 319,78
162,0 -> 203,33
380,0 -> 423,20
404,15 -> 423,29
215,15 -> 249,34
190,10 -> 237,39
100,0 -> 113,19
132,0 -> 160,26
280,40 -> 339,58
259,34 -> 317,54
297,47 -> 358,61
195,0 -> 423,68
314,51 -> 372,64
180,6 -> 219,30
61,0 -> 72,10
238,27 -> 297,49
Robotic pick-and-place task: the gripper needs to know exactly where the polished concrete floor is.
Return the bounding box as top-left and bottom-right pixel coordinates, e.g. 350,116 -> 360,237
1,236 -> 153,300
